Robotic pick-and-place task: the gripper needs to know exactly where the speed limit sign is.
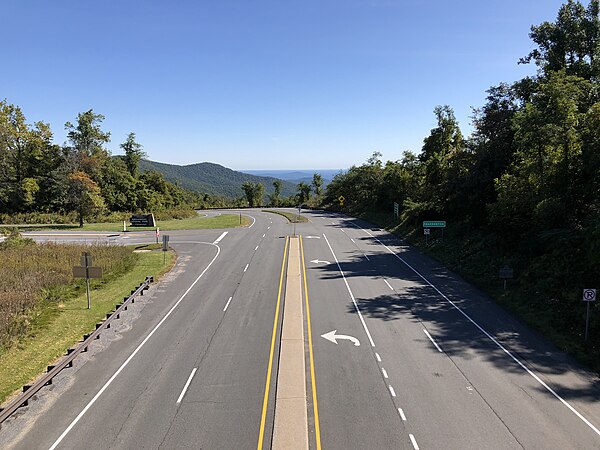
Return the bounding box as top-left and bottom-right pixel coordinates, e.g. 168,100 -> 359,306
583,289 -> 597,302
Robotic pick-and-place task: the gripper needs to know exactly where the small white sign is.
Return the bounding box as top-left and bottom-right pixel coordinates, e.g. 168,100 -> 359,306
583,289 -> 597,302
424,228 -> 430,235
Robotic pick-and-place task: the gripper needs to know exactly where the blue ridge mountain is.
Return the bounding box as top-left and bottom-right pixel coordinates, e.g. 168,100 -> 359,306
139,160 -> 297,199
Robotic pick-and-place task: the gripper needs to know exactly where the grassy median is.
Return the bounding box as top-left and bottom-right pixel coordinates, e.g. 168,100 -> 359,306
0,245 -> 175,404
262,210 -> 309,223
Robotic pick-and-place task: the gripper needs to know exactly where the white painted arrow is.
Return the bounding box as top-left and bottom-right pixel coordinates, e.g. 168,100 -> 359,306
321,330 -> 360,346
305,236 -> 321,239
310,259 -> 331,264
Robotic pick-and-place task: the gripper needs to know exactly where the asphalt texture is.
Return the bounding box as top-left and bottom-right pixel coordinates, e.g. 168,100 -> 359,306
1,209 -> 600,449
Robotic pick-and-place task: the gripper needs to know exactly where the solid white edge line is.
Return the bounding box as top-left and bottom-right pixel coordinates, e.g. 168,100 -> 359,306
223,296 -> 233,312
409,434 -> 420,450
398,408 -> 407,421
389,385 -> 396,397
323,233 -> 376,347
48,242 -> 221,450
358,225 -> 600,438
381,368 -> 389,378
213,231 -> 228,244
176,368 -> 198,403
248,215 -> 256,228
384,279 -> 394,291
375,353 -> 382,362
244,264 -> 249,272
423,329 -> 443,353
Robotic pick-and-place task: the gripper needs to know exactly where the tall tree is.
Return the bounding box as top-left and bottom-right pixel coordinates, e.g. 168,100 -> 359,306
269,179 -> 282,206
296,182 -> 312,205
64,110 -> 110,226
312,173 -> 323,201
241,182 -> 265,207
121,132 -> 146,178
520,0 -> 600,79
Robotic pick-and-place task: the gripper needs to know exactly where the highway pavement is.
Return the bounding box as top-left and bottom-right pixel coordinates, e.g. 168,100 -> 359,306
1,209 -> 600,449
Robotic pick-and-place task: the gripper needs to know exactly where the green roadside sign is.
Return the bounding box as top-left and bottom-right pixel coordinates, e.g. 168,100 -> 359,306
423,221 -> 446,228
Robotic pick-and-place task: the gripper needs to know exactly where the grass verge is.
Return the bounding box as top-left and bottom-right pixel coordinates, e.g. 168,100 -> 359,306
10,214 -> 250,232
262,209 -> 309,223
0,248 -> 176,404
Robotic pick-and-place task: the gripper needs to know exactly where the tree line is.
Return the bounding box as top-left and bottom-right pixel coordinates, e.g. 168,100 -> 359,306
0,107 -> 228,225
323,0 -> 600,365
241,173 -> 324,208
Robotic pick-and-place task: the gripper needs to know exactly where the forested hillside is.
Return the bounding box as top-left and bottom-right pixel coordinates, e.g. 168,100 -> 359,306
324,0 -> 600,369
139,160 -> 297,198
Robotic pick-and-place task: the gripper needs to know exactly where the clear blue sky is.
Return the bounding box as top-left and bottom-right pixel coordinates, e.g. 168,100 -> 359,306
3,0 -> 567,170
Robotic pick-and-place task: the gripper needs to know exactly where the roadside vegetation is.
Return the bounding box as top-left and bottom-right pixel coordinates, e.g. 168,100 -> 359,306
322,1 -> 600,372
0,233 -> 175,403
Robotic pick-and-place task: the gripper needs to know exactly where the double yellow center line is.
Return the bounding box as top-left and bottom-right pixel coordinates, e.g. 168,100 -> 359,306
257,235 -> 321,449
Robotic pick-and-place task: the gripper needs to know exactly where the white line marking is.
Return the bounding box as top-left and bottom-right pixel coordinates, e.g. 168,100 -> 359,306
389,385 -> 396,397
248,215 -> 256,228
49,243 -> 221,450
267,226 -> 271,230
375,352 -> 382,362
423,329 -> 443,352
363,253 -> 370,261
351,238 -> 355,244
244,264 -> 249,272
323,233 -> 376,347
398,408 -> 407,421
213,231 -> 228,244
255,245 -> 259,251
409,434 -> 419,450
223,296 -> 233,311
262,233 -> 266,238
381,368 -> 388,378
384,279 -> 394,291
176,368 -> 198,403
357,224 -> 600,438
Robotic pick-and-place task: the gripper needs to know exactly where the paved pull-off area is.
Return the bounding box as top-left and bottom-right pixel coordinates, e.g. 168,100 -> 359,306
1,209 -> 600,449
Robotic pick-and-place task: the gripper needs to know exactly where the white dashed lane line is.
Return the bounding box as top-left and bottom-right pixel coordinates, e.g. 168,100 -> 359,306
423,328 -> 443,353
244,264 -> 249,272
398,408 -> 407,421
389,386 -> 397,397
223,296 -> 233,312
409,434 -> 420,450
381,368 -> 389,379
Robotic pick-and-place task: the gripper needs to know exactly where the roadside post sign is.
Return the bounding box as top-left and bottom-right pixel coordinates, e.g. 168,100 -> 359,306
423,221 -> 446,239
499,266 -> 514,290
423,221 -> 446,228
156,227 -> 160,244
424,227 -> 430,244
583,289 -> 597,342
338,195 -> 345,206
162,234 -> 170,263
73,252 -> 103,309
393,202 -> 399,220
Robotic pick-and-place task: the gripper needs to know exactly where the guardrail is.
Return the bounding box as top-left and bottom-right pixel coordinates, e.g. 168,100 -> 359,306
0,275 -> 154,424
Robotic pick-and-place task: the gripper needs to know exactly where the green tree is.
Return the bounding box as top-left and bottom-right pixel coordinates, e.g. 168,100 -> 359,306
121,132 -> 146,178
296,182 -> 312,205
65,110 -> 110,225
520,0 -> 600,79
312,173 -> 323,203
241,182 -> 265,207
269,179 -> 282,206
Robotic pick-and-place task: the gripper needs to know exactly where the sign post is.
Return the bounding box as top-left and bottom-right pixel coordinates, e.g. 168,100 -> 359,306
424,227 -> 430,244
583,289 -> 596,342
393,202 -> 399,221
156,227 -> 160,244
499,266 -> 514,291
162,235 -> 170,264
73,252 -> 103,309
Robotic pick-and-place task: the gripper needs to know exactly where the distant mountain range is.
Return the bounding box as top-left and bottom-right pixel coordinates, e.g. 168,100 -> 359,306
139,160 -> 298,198
242,169 -> 342,185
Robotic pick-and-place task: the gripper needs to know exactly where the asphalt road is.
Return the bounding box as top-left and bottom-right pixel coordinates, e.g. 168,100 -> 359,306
1,209 -> 600,449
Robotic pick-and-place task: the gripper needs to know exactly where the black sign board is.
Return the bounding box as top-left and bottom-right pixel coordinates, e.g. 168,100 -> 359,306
499,266 -> 514,279
130,213 -> 156,227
